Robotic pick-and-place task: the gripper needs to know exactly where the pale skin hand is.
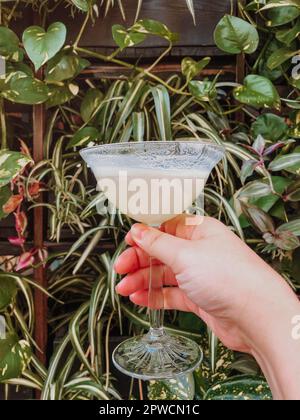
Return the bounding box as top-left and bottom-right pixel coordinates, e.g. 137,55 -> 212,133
115,215 -> 300,400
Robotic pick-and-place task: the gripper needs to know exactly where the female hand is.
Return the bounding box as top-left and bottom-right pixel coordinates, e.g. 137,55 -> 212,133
115,215 -> 300,400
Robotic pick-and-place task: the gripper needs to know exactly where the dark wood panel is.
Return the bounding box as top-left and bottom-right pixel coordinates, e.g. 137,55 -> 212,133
51,0 -> 233,56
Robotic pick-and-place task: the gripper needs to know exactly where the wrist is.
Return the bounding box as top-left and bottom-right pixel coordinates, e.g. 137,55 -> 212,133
240,275 -> 300,400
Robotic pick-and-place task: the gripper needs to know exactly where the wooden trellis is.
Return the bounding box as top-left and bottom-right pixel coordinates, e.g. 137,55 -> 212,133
0,0 -> 245,365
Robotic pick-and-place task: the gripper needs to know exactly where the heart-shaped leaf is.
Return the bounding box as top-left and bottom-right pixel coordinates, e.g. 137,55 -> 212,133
214,15 -> 259,54
131,19 -> 179,43
0,27 -> 20,59
234,75 -> 281,109
251,113 -> 288,141
181,57 -> 211,81
80,89 -> 104,123
112,24 -> 146,49
23,22 -> 67,71
1,71 -> 49,105
0,149 -> 32,188
67,126 -> 100,149
0,333 -> 31,382
46,84 -> 77,108
189,80 -> 217,102
45,52 -> 90,83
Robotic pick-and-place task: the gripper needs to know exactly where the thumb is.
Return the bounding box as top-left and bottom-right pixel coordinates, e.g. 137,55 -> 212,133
131,224 -> 187,271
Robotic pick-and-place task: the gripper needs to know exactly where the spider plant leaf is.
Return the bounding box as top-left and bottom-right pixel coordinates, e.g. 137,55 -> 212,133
185,0 -> 196,25
110,79 -> 145,143
132,112 -> 145,141
151,85 -> 172,140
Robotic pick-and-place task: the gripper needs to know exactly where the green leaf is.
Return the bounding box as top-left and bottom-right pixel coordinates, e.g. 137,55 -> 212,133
0,186 -> 12,220
181,57 -> 211,81
0,27 -> 20,59
110,79 -> 145,143
132,19 -> 179,42
204,376 -> 272,400
46,84 -> 76,108
0,275 -> 17,311
45,52 -> 90,83
276,18 -> 300,45
112,24 -> 146,49
0,333 -> 31,383
214,15 -> 259,54
23,22 -> 67,71
1,72 -> 49,105
80,88 -> 104,123
132,112 -> 145,142
285,179 -> 300,201
267,47 -> 297,70
189,80 -> 217,102
269,153 -> 300,171
0,149 -> 32,188
251,113 -> 288,141
234,75 -> 281,109
266,3 -> 300,27
67,126 -> 99,149
148,373 -> 195,400
241,202 -> 275,233
258,39 -> 288,81
70,0 -> 95,11
239,181 -> 272,199
277,219 -> 300,236
151,85 -> 172,141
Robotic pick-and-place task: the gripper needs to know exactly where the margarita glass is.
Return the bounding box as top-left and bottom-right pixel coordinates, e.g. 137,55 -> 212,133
80,140 -> 225,380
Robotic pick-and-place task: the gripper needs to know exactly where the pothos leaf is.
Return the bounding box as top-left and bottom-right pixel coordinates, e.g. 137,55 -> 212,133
204,376 -> 272,400
181,57 -> 211,81
214,15 -> 259,54
0,149 -> 32,188
0,275 -> 17,312
234,75 -> 281,109
22,22 -> 67,71
0,333 -> 32,383
148,373 -> 195,400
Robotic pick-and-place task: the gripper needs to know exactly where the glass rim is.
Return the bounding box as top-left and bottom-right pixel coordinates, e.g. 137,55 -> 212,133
80,139 -> 226,156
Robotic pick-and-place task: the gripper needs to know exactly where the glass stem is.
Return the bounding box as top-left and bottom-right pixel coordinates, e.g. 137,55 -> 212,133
148,256 -> 165,339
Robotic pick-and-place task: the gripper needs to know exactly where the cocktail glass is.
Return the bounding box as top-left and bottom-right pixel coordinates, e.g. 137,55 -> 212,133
80,140 -> 225,380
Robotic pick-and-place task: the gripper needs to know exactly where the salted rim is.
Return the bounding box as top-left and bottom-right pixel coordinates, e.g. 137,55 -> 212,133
80,139 -> 226,157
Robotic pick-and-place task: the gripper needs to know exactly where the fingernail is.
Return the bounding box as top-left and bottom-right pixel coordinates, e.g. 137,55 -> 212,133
131,224 -> 149,243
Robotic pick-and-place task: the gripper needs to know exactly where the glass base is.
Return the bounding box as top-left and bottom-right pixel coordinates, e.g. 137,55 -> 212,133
112,330 -> 203,381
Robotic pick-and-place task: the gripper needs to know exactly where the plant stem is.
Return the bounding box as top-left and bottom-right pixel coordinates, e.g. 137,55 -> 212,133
0,99 -> 7,150
75,46 -> 190,96
74,11 -> 90,48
